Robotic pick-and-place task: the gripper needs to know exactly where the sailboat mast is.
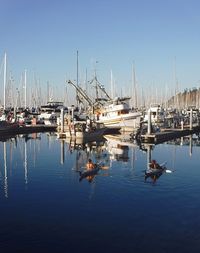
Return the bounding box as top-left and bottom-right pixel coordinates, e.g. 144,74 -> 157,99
132,63 -> 137,108
47,81 -> 49,103
111,70 -> 113,99
76,50 -> 79,107
24,69 -> 27,108
174,57 -> 179,109
3,52 -> 7,110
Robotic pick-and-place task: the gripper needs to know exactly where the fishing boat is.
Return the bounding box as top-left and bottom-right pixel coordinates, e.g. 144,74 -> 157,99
66,79 -> 141,132
95,97 -> 142,131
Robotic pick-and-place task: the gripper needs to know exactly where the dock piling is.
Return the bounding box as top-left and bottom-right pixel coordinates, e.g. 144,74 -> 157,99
147,109 -> 151,134
60,108 -> 64,133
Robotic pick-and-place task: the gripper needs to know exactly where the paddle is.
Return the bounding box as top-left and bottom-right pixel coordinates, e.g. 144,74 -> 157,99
165,169 -> 173,173
149,160 -> 173,174
96,162 -> 110,170
78,163 -> 109,171
100,165 -> 109,170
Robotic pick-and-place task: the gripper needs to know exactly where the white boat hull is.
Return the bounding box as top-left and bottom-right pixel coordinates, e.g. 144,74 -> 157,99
97,112 -> 141,129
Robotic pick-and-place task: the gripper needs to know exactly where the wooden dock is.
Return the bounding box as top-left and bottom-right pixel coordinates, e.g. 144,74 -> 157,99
140,125 -> 200,144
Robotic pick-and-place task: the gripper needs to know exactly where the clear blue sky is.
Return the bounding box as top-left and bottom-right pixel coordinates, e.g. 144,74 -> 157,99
1,0 -> 200,104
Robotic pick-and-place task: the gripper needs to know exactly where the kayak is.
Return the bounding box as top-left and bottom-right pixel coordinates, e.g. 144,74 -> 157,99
145,167 -> 165,177
145,161 -> 173,181
79,165 -> 101,181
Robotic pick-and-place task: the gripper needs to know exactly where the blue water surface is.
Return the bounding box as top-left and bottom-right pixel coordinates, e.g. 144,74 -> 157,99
0,133 -> 200,253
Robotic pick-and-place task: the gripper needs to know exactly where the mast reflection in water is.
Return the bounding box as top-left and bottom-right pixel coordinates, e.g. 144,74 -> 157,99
0,132 -> 200,253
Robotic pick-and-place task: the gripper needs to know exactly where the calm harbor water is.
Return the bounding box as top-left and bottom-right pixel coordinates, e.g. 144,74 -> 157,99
0,132 -> 200,253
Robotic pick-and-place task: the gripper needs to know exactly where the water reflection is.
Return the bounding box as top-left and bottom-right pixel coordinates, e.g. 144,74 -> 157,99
104,134 -> 137,162
3,142 -> 8,198
1,132 -> 200,253
64,136 -> 110,183
0,133 -> 42,198
145,169 -> 164,183
58,133 -> 200,178
24,140 -> 28,184
1,132 -> 199,198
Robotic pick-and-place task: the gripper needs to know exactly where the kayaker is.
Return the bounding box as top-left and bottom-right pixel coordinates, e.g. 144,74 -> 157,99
82,159 -> 97,183
86,159 -> 95,170
150,159 -> 161,169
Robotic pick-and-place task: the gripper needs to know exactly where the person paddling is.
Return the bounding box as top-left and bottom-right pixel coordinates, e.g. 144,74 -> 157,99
149,159 -> 162,170
86,159 -> 96,170
80,159 -> 97,183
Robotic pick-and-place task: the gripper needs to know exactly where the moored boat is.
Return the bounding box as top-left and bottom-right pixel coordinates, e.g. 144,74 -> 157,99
143,103 -> 165,125
57,120 -> 110,142
38,101 -> 67,121
95,97 -> 142,131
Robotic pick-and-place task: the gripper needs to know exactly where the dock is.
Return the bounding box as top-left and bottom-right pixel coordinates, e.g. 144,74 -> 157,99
140,125 -> 200,144
18,124 -> 57,134
0,124 -> 57,135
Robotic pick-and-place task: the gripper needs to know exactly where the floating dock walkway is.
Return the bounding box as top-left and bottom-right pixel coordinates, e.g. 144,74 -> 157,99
140,125 -> 200,144
0,124 -> 57,135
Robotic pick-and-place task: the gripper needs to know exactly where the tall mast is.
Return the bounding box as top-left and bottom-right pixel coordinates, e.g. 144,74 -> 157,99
132,63 -> 137,108
24,69 -> 27,108
174,57 -> 179,109
111,70 -> 114,99
3,52 -> 7,110
85,68 -> 88,93
76,50 -> 79,107
47,81 -> 49,103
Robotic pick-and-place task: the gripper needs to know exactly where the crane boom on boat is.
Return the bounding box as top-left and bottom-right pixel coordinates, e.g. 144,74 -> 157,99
67,80 -> 94,106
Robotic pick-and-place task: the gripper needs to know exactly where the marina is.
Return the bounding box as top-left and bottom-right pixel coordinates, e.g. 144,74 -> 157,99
1,1 -> 200,252
1,76 -> 200,252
